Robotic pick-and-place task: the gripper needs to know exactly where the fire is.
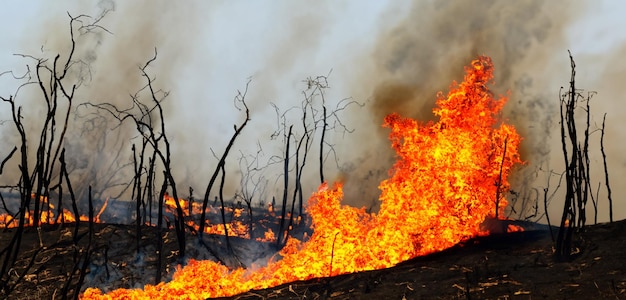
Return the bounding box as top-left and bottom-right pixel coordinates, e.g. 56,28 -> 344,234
162,194 -> 255,239
81,56 -> 521,299
0,195 -> 108,228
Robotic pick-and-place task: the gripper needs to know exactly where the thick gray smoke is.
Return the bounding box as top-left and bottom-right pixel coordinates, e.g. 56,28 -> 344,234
1,1 -> 623,224
340,0 -> 625,224
338,0 -> 579,208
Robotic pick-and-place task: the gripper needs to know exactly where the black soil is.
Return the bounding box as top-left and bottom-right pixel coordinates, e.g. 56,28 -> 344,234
1,220 -> 625,299
224,220 -> 626,299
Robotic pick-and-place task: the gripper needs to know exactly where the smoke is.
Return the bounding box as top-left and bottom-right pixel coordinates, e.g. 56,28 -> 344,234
2,1 -> 624,224
0,1 -> 357,205
0,1 -> 219,201
337,0 -> 590,214
337,0 -> 624,224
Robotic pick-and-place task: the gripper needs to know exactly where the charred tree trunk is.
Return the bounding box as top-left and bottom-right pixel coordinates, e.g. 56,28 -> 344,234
132,144 -> 142,253
155,176 -> 168,284
600,114 -> 613,223
555,53 -> 578,261
320,105 -> 327,184
287,139 -> 303,239
71,186 -> 94,300
60,150 -> 80,245
494,136 -> 508,219
555,51 -> 596,261
0,103 -> 32,293
277,125 -> 293,247
217,164 -> 238,262
146,155 -> 156,225
199,84 -> 251,237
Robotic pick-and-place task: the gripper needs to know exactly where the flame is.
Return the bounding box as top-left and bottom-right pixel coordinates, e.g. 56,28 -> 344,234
507,224 -> 524,232
82,55 -> 522,299
256,228 -> 276,243
0,195 -> 109,228
162,194 -> 253,238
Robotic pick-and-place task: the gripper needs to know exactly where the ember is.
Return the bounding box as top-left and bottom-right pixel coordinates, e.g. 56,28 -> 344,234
81,56 -> 522,299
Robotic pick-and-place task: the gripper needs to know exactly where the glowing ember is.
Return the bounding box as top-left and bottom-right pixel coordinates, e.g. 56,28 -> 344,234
81,56 -> 521,299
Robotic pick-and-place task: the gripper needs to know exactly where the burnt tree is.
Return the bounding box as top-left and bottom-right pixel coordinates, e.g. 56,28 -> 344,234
198,82 -> 250,261
555,51 -> 605,261
271,74 -> 360,247
0,12 -> 109,297
87,50 -> 187,282
236,147 -> 270,240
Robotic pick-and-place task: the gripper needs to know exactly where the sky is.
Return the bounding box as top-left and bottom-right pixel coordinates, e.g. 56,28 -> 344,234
0,1 -> 625,224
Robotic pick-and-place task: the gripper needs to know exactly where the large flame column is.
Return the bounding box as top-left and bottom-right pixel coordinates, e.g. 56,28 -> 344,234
375,56 -> 522,258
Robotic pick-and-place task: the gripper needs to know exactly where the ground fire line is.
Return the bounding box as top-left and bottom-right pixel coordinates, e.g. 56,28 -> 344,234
0,194 -> 277,242
78,55 -> 522,299
0,195 -> 109,228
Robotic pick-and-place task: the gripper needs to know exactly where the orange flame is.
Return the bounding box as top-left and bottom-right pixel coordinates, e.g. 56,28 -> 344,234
0,195 -> 109,228
162,194 -> 253,238
82,56 -> 522,299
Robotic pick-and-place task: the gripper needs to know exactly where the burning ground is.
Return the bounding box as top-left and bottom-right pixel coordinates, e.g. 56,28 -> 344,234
219,220 -> 626,299
2,56 -> 526,298
77,56 -> 521,299
3,217 -> 626,299
1,52 -> 624,299
2,219 -> 625,299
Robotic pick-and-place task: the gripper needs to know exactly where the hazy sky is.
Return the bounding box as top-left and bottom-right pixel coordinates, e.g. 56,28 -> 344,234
1,1 -> 625,223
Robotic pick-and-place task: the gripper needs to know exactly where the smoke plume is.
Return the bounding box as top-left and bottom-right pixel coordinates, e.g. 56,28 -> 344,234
2,1 -> 624,224
339,0 -> 590,216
